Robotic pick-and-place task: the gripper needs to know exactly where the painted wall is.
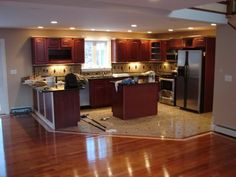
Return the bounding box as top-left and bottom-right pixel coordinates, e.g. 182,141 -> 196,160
213,24 -> 236,131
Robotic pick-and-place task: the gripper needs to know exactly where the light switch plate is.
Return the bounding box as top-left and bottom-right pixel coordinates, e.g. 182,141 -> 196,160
10,69 -> 17,75
224,74 -> 232,82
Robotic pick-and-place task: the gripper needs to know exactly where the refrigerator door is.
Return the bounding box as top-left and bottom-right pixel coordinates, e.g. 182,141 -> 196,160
185,50 -> 202,112
176,50 -> 187,108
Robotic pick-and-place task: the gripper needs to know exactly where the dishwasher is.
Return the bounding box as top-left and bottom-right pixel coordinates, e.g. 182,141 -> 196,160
80,81 -> 90,106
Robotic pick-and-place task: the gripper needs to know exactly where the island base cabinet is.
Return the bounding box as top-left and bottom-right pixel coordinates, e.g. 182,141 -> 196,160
33,89 -> 80,129
112,83 -> 158,119
53,91 -> 80,129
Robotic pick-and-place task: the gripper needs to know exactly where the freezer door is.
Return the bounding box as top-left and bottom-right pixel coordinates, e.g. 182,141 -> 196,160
176,50 -> 186,108
186,50 -> 202,112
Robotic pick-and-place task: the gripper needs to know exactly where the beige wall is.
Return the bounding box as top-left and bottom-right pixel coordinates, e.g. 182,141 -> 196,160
213,25 -> 236,130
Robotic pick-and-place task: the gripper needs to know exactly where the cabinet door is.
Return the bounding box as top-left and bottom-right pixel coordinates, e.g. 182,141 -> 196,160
46,38 -> 60,48
150,41 -> 161,60
128,39 -> 141,62
167,39 -> 184,49
193,37 -> 205,48
31,37 -> 47,65
140,40 -> 150,60
116,39 -> 128,62
74,38 -> 85,63
89,79 -> 114,108
61,38 -> 74,47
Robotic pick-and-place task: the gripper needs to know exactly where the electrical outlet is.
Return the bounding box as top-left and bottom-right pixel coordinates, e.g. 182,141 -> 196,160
224,74 -> 233,82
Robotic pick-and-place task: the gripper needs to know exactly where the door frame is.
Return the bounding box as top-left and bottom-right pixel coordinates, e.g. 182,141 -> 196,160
0,39 -> 9,115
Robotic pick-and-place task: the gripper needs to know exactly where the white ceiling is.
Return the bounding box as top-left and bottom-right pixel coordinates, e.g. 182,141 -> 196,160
0,0 -> 226,33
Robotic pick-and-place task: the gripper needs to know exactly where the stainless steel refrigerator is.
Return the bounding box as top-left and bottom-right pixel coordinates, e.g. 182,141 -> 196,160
176,50 -> 203,112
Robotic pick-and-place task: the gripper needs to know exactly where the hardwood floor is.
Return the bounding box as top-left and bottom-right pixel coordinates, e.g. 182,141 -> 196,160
1,115 -> 236,177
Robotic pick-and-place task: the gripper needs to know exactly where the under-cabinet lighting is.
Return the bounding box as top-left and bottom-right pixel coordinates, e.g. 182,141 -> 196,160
168,29 -> 173,32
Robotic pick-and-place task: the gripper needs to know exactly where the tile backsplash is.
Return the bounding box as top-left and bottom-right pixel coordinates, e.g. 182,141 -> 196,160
33,65 -> 81,77
33,62 -> 177,77
112,62 -> 177,74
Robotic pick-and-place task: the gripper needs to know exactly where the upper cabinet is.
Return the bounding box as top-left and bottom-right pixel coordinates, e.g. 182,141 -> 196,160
31,37 -> 85,65
150,41 -> 161,60
74,38 -> 85,64
31,38 -> 48,65
112,39 -> 152,62
112,39 -> 141,62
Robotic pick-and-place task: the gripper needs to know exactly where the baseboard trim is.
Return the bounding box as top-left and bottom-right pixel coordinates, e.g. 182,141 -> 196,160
214,124 -> 236,138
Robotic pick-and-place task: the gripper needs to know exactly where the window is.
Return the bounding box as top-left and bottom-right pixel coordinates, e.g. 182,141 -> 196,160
82,40 -> 111,70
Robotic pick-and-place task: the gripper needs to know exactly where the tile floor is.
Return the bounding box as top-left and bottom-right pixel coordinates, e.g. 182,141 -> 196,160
60,103 -> 212,139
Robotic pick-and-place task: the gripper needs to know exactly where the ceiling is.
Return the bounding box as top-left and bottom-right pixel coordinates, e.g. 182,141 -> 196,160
0,0 -> 227,33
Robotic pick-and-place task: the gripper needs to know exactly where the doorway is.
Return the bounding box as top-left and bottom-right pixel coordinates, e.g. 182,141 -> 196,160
0,39 -> 9,115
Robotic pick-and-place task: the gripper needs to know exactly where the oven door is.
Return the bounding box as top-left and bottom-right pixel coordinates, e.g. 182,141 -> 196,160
159,78 -> 175,105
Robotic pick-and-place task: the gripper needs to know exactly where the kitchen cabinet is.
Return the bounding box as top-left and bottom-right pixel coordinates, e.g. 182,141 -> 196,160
33,88 -> 80,129
111,82 -> 158,119
140,40 -> 150,60
112,39 -> 146,62
31,37 -> 85,65
150,40 -> 161,60
31,37 -> 48,65
167,39 -> 184,49
74,38 -> 85,63
89,78 -> 114,107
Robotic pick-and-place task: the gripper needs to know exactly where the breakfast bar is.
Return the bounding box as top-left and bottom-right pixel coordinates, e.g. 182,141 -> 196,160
111,82 -> 159,119
33,86 -> 80,130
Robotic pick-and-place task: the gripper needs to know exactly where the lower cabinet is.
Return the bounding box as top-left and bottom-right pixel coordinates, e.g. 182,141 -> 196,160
33,89 -> 80,129
89,78 -> 115,108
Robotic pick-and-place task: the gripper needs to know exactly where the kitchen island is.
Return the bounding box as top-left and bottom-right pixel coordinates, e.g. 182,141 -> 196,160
111,82 -> 159,119
33,85 -> 80,130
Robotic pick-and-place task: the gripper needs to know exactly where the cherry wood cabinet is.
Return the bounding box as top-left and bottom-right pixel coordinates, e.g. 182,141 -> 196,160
31,37 -> 85,65
140,40 -> 150,60
111,83 -> 158,119
112,39 -> 150,62
89,78 -> 114,108
167,39 -> 184,49
31,38 -> 48,65
74,38 -> 85,63
150,40 -> 161,60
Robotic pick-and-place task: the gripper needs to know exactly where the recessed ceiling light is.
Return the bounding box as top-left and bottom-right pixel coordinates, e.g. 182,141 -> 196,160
50,21 -> 58,24
211,23 -> 217,26
69,27 -> 75,30
37,26 -> 44,29
147,31 -> 152,34
168,29 -> 174,32
131,24 -> 137,28
106,29 -> 111,32
128,30 -> 132,32
188,27 -> 194,30
91,29 -> 96,31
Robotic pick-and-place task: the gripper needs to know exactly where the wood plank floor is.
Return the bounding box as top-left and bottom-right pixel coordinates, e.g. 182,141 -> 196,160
1,115 -> 236,177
